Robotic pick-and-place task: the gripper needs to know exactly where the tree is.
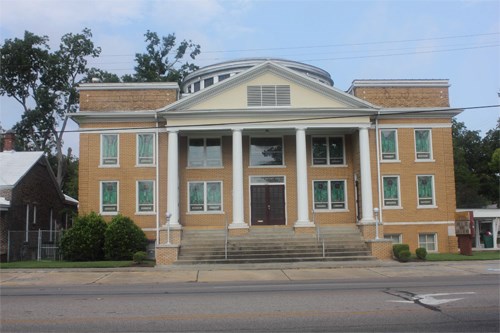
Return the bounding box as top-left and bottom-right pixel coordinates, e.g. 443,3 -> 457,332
123,31 -> 200,85
0,29 -> 100,188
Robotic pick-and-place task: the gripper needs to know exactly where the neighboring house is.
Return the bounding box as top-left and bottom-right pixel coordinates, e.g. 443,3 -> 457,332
72,58 -> 462,261
0,133 -> 78,261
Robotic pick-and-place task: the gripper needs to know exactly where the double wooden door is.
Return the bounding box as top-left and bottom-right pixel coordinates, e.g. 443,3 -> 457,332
250,185 -> 286,225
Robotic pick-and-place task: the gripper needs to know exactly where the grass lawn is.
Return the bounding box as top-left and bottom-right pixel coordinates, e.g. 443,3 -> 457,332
426,251 -> 500,261
0,260 -> 155,269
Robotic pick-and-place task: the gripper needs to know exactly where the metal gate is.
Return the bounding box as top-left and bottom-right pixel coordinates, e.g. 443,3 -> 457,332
6,230 -> 63,262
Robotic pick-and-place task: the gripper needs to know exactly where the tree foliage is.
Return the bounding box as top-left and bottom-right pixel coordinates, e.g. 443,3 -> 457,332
122,31 -> 200,85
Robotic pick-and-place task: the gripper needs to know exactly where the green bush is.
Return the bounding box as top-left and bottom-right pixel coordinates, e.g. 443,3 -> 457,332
60,212 -> 107,261
133,251 -> 147,264
416,247 -> 428,260
104,215 -> 147,260
398,250 -> 411,262
392,244 -> 410,259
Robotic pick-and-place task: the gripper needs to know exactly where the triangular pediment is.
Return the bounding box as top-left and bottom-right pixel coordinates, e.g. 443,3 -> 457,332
159,61 -> 377,113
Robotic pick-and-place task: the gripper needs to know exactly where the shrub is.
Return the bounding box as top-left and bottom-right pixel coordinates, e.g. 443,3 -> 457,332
133,251 -> 147,264
392,244 -> 410,259
398,250 -> 411,262
416,247 -> 428,260
104,215 -> 147,260
60,212 -> 107,261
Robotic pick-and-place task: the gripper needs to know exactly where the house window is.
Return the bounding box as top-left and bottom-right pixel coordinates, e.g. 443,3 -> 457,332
101,181 -> 118,213
415,129 -> 432,160
218,74 -> 230,81
188,181 -> 222,212
313,180 -> 347,210
250,137 -> 283,166
204,77 -> 214,88
380,129 -> 398,160
137,133 -> 155,165
247,85 -> 290,107
417,175 -> 435,206
188,138 -> 222,167
419,233 -> 437,251
312,136 -> 344,165
101,134 -> 118,166
382,176 -> 400,207
384,234 -> 402,244
137,181 -> 155,213
193,81 -> 200,92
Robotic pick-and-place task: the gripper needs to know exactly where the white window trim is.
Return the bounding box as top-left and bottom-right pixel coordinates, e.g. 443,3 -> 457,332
248,175 -> 288,226
100,134 -> 120,168
312,179 -> 349,212
136,180 -> 156,215
249,136 -> 285,167
136,133 -> 156,167
100,180 -> 119,215
384,233 -> 402,244
382,175 -> 402,209
416,175 -> 437,209
311,135 -> 347,167
414,128 -> 434,162
379,129 -> 400,163
187,181 -> 224,214
187,136 -> 223,168
418,233 -> 438,252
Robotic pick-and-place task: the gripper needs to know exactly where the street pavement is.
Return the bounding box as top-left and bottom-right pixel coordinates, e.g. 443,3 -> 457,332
1,260 -> 499,286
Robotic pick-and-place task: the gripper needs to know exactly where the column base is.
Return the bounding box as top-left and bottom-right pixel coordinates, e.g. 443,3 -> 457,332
294,220 -> 315,228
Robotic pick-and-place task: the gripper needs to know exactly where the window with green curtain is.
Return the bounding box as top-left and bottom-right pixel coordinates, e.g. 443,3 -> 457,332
381,130 -> 397,160
206,182 -> 222,211
415,129 -> 431,159
189,182 -> 204,211
383,176 -> 399,206
313,181 -> 328,209
102,134 -> 118,165
330,180 -> 345,209
138,134 -> 154,164
417,176 -> 434,205
138,181 -> 154,212
102,181 -> 117,212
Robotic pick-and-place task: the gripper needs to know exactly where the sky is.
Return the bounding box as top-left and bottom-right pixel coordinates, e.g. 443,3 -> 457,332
0,0 -> 499,156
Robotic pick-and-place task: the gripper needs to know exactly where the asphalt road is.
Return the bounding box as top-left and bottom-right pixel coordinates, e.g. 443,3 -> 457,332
1,274 -> 498,332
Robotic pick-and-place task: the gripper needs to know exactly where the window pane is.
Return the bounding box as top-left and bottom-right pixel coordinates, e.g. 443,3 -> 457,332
384,234 -> 401,244
188,138 -> 205,167
313,181 -> 328,209
189,183 -> 204,211
415,130 -> 431,159
206,182 -> 221,211
102,182 -> 117,212
381,130 -> 397,160
418,176 -> 434,205
138,134 -> 154,164
138,181 -> 154,212
329,137 -> 344,165
205,138 -> 222,167
330,181 -> 345,209
204,77 -> 214,88
250,137 -> 283,166
312,137 -> 327,165
102,135 -> 118,165
383,177 -> 399,206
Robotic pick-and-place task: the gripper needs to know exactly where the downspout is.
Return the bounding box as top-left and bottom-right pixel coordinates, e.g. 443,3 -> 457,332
374,112 -> 383,226
155,113 -> 160,245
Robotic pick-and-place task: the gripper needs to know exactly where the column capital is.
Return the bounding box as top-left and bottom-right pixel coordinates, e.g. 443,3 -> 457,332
295,126 -> 307,131
167,128 -> 179,134
231,127 -> 243,133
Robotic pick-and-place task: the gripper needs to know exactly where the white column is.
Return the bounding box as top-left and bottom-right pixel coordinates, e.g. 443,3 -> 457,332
167,130 -> 180,226
359,127 -> 374,223
230,128 -> 247,228
295,127 -> 313,227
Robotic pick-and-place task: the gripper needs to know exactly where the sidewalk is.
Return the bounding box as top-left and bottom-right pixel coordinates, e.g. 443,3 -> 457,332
1,260 -> 499,287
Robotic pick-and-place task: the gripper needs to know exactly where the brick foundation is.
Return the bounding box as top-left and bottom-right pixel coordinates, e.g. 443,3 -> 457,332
366,239 -> 393,259
357,223 -> 384,240
294,226 -> 316,234
155,244 -> 179,266
158,227 -> 182,245
228,227 -> 249,237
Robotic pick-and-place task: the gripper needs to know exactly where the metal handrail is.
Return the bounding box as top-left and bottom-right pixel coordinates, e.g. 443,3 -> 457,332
314,209 -> 320,242
224,215 -> 228,260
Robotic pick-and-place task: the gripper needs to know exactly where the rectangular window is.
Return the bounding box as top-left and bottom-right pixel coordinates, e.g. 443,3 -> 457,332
247,85 -> 290,107
101,181 -> 118,213
204,77 -> 214,88
137,133 -> 155,165
101,134 -> 118,166
193,81 -> 200,92
380,129 -> 398,160
417,175 -> 435,206
188,181 -> 222,212
218,74 -> 230,81
250,137 -> 283,166
313,180 -> 347,210
384,234 -> 402,244
188,138 -> 222,167
415,129 -> 432,160
137,181 -> 155,213
419,233 -> 437,251
382,176 -> 400,207
312,136 -> 345,165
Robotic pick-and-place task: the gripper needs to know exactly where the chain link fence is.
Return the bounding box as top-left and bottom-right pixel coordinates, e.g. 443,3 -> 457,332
6,230 -> 63,262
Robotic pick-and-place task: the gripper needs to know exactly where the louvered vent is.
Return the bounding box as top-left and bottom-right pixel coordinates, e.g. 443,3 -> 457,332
247,85 -> 290,107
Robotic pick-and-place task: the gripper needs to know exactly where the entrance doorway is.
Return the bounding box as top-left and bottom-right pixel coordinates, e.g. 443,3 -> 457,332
250,176 -> 286,226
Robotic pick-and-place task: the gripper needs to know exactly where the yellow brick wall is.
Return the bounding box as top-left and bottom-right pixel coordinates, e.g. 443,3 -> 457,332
351,86 -> 449,107
80,89 -> 177,111
383,224 -> 452,252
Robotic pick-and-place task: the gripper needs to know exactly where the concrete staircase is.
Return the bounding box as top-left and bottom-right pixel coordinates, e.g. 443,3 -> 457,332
174,225 -> 375,265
